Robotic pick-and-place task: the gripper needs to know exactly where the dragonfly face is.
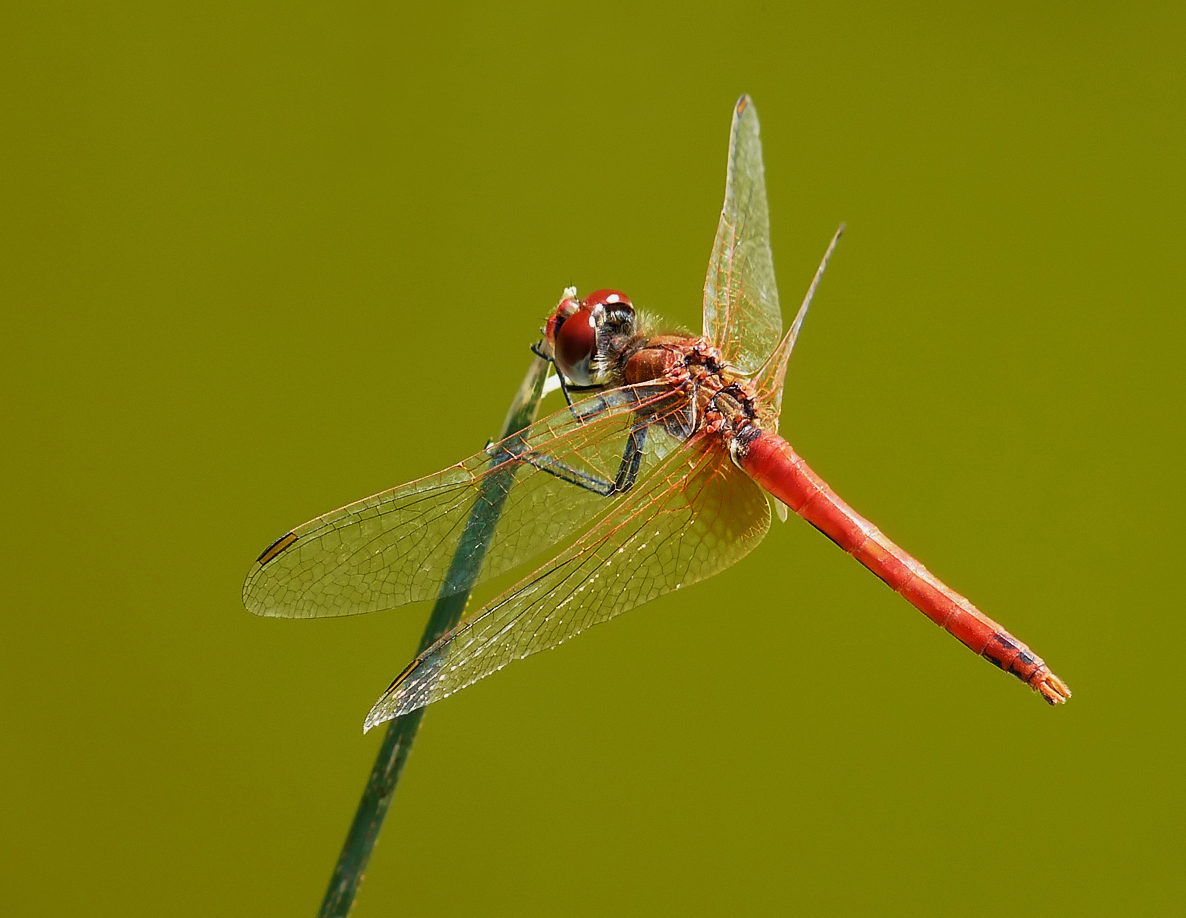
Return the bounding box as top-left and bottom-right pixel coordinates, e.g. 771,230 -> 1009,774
545,288 -> 635,386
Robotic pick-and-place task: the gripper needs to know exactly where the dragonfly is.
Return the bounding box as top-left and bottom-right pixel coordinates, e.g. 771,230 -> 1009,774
243,95 -> 1070,730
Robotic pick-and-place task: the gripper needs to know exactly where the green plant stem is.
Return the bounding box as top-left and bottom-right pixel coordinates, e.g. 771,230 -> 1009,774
317,354 -> 552,917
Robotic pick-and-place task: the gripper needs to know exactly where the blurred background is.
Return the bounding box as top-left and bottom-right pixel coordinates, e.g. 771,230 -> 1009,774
3,2 -> 1183,915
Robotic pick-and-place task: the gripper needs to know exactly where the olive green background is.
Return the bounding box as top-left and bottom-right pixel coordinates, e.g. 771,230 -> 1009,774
3,2 -> 1182,915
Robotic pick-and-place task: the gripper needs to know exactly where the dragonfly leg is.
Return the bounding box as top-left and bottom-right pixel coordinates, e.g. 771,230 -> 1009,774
491,422 -> 649,497
612,424 -> 647,493
563,386 -> 649,425
530,341 -> 579,409
562,382 -> 611,417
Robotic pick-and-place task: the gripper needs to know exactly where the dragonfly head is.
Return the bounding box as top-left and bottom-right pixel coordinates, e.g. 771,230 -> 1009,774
545,288 -> 635,386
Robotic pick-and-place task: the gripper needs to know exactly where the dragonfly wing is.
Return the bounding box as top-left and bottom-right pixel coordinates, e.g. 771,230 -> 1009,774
243,384 -> 688,619
752,223 -> 845,421
702,95 -> 782,376
365,434 -> 772,726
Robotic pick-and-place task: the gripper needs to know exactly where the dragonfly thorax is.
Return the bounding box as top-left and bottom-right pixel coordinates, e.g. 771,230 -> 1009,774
546,288 -> 766,446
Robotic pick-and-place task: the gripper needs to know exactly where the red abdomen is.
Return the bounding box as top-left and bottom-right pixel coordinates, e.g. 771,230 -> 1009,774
737,430 -> 1070,704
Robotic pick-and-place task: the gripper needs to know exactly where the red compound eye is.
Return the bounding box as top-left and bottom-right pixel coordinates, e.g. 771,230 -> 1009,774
544,293 -> 580,353
553,304 -> 598,381
581,289 -> 633,312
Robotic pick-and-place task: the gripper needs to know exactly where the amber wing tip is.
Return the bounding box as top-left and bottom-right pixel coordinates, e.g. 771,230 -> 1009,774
1036,672 -> 1072,705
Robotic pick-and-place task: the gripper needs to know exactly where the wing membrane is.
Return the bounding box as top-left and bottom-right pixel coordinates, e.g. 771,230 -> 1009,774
242,384 -> 688,619
365,435 -> 772,726
702,95 -> 782,376
753,223 -> 845,420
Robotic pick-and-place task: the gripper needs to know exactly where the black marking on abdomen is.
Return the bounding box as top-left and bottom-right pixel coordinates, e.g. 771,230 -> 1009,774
1007,650 -> 1038,679
982,634 -> 1020,671
991,634 -> 1020,651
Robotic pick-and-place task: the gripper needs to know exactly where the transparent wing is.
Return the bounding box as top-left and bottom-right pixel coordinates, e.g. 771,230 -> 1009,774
752,224 -> 845,421
365,435 -> 772,726
242,383 -> 689,619
702,94 -> 782,376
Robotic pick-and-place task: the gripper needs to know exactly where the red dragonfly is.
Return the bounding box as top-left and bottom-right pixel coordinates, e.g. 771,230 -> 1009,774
243,96 -> 1069,729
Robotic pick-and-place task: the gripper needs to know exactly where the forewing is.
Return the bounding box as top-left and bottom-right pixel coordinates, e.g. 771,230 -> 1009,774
242,384 -> 687,619
702,95 -> 782,376
365,435 -> 771,726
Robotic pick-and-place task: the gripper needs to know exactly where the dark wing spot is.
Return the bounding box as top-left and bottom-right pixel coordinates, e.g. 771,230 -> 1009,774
256,531 -> 298,566
383,658 -> 423,695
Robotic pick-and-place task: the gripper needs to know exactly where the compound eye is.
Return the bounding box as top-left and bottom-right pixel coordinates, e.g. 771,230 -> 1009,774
581,289 -> 634,316
544,293 -> 580,351
553,304 -> 598,382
